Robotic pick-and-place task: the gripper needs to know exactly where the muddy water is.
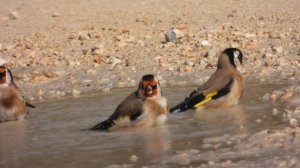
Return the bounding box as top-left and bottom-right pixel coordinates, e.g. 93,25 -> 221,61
0,81 -> 288,168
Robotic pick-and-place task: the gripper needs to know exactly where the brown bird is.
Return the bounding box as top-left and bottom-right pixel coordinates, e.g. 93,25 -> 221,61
170,48 -> 244,113
90,74 -> 168,131
0,66 -> 35,122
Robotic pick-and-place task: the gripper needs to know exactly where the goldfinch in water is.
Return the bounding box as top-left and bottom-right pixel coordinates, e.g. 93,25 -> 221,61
0,66 -> 35,122
170,48 -> 244,113
91,74 -> 168,131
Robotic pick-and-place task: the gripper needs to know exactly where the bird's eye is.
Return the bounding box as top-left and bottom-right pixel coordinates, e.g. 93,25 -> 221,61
0,71 -> 6,78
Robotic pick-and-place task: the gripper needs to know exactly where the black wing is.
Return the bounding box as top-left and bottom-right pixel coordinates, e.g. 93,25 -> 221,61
170,79 -> 233,113
90,92 -> 144,131
170,90 -> 206,113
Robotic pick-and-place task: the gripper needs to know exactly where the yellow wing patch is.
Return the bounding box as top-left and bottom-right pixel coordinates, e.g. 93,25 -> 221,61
194,91 -> 217,108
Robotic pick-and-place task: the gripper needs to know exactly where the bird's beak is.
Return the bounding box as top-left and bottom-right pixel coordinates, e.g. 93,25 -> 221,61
146,85 -> 153,95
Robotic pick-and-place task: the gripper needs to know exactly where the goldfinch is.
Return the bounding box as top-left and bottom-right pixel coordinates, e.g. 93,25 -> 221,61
170,48 -> 244,113
0,66 -> 35,122
91,74 -> 168,131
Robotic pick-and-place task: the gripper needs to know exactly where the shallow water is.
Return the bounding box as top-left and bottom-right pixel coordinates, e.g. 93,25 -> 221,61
0,80 -> 288,168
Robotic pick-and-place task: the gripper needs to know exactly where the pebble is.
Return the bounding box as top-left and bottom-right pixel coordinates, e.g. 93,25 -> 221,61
272,108 -> 279,116
9,11 -> 19,19
200,40 -> 211,46
72,89 -> 81,98
245,33 -> 256,38
165,31 -> 177,43
289,119 -> 298,128
256,119 -> 262,123
78,31 -> 91,40
271,46 -> 283,53
129,155 -> 138,162
52,12 -> 62,17
106,55 -> 122,67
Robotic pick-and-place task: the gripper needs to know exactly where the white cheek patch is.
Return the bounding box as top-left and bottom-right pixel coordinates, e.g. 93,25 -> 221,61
234,51 -> 239,59
5,69 -> 12,85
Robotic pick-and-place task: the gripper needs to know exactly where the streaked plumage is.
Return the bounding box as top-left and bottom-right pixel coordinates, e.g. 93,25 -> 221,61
0,66 -> 35,122
170,48 -> 244,113
91,74 -> 168,131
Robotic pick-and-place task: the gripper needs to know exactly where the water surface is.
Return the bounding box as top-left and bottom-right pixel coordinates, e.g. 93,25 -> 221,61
0,81 -> 287,167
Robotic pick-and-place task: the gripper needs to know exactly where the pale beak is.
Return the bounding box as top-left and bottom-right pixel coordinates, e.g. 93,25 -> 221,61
146,85 -> 153,95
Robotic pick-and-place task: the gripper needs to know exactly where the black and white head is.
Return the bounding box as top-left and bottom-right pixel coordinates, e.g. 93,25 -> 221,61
218,48 -> 244,72
0,66 -> 13,86
138,74 -> 161,98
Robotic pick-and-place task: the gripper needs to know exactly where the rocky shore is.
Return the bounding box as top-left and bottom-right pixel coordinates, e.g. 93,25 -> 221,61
0,0 -> 299,102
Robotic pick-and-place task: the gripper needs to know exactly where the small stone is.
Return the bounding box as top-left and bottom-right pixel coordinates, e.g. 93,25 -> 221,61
271,46 -> 283,53
72,89 -> 81,98
200,40 -> 211,46
106,55 -> 122,66
78,31 -> 91,40
52,12 -> 62,17
256,119 -> 262,123
116,41 -> 127,48
5,44 -> 16,51
165,31 -> 177,43
272,108 -> 279,116
290,119 -> 298,128
245,33 -> 256,38
9,11 -> 19,19
129,155 -> 138,162
94,55 -> 104,64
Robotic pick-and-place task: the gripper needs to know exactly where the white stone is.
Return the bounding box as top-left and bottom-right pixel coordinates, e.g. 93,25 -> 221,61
290,119 -> 298,128
72,89 -> 81,98
271,46 -> 283,53
200,40 -> 211,46
129,155 -> 138,162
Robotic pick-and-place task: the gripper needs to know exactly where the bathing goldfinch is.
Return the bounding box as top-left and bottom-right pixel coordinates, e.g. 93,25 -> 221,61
91,74 -> 168,131
0,66 -> 35,122
170,48 -> 244,113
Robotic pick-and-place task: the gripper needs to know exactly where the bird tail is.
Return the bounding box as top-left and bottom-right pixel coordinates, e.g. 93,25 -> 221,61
90,119 -> 115,130
170,90 -> 208,113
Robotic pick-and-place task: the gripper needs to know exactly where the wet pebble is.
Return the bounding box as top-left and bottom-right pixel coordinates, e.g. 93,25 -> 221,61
271,90 -> 284,101
129,155 -> 138,162
72,89 -> 81,98
256,119 -> 262,123
289,119 -> 298,128
272,108 -> 279,116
